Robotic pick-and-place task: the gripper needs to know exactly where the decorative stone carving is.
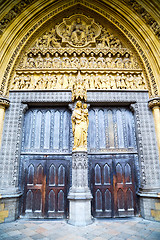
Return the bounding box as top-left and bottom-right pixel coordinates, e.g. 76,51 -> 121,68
1,2 -> 157,97
11,71 -> 147,91
124,0 -> 160,39
68,151 -> 92,226
71,72 -> 87,101
0,0 -> 35,35
56,14 -> 101,47
30,14 -> 124,52
20,51 -> 140,71
71,101 -> 89,151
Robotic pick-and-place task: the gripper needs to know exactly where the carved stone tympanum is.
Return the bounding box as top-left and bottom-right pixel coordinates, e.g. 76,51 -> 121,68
56,14 -> 101,47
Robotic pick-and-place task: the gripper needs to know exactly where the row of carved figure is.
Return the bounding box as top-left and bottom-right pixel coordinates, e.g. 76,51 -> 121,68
23,52 -> 139,69
11,73 -> 146,90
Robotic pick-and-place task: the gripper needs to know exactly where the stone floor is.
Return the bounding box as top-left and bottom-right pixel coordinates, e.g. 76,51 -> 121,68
0,217 -> 160,240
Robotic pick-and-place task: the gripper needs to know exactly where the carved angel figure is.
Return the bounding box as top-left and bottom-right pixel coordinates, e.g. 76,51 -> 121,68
71,101 -> 89,151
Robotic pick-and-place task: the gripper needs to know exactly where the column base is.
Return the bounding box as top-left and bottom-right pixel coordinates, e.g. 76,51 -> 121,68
138,189 -> 160,222
68,189 -> 93,226
0,190 -> 22,223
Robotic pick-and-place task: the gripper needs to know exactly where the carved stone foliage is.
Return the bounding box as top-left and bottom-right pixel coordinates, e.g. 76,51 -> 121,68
148,97 -> 160,109
0,96 -> 10,108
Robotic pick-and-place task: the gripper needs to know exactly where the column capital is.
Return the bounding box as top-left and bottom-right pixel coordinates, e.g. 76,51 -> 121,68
148,97 -> 160,109
0,96 -> 10,108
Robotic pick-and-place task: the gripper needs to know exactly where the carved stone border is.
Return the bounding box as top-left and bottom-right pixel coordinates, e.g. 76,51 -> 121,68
0,0 -> 157,96
123,0 -> 160,40
0,0 -> 159,40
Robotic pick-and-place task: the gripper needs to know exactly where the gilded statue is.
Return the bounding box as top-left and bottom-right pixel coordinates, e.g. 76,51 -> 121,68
71,101 -> 89,151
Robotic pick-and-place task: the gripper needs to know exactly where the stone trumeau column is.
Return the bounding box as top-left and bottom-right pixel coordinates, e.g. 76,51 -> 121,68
68,78 -> 93,226
68,151 -> 93,226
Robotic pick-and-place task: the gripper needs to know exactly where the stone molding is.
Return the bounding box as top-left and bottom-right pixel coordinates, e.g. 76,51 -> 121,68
0,0 -> 158,97
0,0 -> 35,36
123,0 -> 160,40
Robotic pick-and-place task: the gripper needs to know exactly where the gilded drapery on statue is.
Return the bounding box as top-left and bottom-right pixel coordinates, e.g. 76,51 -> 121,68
71,101 -> 89,151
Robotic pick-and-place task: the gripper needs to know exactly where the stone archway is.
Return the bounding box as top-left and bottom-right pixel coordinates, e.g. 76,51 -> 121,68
0,1 -> 160,223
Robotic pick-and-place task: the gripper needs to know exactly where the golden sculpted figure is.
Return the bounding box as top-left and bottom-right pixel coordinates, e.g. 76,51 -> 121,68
71,101 -> 89,151
72,71 -> 87,101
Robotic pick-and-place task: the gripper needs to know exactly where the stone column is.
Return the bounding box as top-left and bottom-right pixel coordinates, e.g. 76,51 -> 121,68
148,97 -> 160,163
68,151 -> 93,226
0,95 -> 10,147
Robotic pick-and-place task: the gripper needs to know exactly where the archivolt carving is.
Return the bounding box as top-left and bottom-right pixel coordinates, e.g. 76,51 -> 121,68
0,0 -> 35,35
124,0 -> 160,40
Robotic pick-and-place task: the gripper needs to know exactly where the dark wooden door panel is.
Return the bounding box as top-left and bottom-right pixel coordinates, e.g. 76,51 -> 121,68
46,159 -> 70,218
22,157 -> 70,218
22,159 -> 46,218
91,155 -> 137,218
91,158 -> 113,217
113,156 -> 136,217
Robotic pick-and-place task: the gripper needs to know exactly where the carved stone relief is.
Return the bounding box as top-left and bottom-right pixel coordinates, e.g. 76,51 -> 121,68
10,14 -> 147,92
30,14 -> 123,50
19,51 -> 140,70
11,71 -> 146,91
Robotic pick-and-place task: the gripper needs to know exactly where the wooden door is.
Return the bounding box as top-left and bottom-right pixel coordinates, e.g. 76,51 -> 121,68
91,157 -> 113,217
21,156 -> 70,218
90,155 -> 137,218
20,107 -> 71,218
88,106 -> 138,218
22,158 -> 46,218
46,159 -> 70,218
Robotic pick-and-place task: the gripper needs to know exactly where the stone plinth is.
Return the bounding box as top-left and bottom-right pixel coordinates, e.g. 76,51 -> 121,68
68,151 -> 93,226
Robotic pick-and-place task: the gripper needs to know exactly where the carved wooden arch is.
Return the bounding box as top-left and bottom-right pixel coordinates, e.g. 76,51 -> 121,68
0,0 -> 159,96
